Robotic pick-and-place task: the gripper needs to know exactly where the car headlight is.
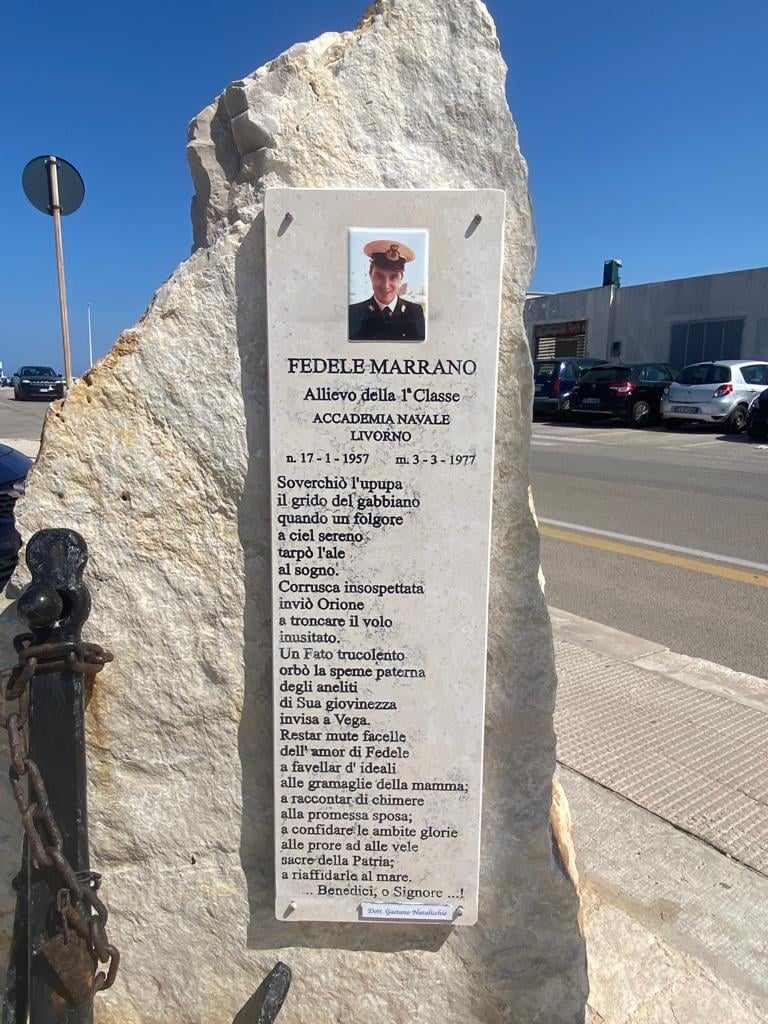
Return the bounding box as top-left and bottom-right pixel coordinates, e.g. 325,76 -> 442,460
21,379 -> 31,384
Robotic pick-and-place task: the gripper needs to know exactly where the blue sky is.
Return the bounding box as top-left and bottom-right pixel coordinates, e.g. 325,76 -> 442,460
2,0 -> 767,374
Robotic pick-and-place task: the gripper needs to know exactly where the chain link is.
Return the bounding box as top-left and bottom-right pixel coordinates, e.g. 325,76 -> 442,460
4,636 -> 119,996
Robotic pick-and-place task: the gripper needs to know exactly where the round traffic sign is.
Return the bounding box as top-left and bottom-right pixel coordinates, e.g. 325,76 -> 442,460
22,155 -> 85,216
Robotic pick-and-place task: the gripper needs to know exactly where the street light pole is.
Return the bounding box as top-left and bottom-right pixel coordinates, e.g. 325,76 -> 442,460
46,158 -> 74,389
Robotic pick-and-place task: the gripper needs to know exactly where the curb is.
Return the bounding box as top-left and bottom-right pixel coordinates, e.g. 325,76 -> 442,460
549,606 -> 768,714
0,438 -> 40,460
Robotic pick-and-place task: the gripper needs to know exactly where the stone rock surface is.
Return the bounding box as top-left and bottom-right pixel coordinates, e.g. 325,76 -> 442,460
0,1 -> 588,1020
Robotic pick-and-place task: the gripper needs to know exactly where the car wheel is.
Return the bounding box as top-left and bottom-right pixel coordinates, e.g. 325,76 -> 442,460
726,405 -> 748,434
13,388 -> 20,401
628,399 -> 652,427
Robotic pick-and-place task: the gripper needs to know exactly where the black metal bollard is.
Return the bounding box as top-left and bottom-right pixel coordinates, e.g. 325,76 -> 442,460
234,963 -> 292,1024
3,529 -> 116,1023
4,529 -> 284,1022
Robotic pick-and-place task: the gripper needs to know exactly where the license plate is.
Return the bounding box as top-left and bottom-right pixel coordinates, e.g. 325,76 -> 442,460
673,405 -> 699,413
581,398 -> 600,408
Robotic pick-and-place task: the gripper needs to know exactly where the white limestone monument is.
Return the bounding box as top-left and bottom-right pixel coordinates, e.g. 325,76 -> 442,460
0,1 -> 588,1021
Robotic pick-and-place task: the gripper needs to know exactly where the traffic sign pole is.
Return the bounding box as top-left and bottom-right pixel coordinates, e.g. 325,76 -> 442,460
22,154 -> 84,392
46,158 -> 74,390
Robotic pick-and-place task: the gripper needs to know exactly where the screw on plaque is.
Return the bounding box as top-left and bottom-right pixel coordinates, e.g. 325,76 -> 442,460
277,213 -> 294,237
465,214 -> 482,238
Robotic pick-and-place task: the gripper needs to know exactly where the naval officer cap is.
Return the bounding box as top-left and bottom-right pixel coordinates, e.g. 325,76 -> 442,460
364,239 -> 416,272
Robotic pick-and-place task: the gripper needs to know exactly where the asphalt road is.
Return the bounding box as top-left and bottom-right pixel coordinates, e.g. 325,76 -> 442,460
531,418 -> 768,678
0,388 -> 49,442
0,388 -> 764,675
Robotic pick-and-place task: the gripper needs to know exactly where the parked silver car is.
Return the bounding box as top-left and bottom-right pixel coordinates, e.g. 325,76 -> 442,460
661,360 -> 768,433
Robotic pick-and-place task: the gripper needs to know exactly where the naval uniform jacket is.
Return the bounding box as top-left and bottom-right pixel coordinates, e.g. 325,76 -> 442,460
348,297 -> 426,341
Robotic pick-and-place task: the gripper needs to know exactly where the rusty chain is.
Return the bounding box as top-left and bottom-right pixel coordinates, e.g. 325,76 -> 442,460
4,635 -> 119,997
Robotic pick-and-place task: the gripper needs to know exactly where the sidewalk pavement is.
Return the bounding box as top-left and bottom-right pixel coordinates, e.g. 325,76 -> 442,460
0,438 -> 40,459
551,607 -> 768,1022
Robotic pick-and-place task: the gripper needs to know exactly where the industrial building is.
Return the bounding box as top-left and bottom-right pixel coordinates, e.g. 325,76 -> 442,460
524,261 -> 768,367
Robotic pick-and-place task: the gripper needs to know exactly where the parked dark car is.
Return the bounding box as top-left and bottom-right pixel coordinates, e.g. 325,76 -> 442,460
533,358 -> 607,418
12,366 -> 65,401
0,445 -> 32,589
569,363 -> 679,427
747,388 -> 768,442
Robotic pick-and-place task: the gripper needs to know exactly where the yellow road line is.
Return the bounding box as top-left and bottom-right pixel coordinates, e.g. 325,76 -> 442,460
540,525 -> 768,589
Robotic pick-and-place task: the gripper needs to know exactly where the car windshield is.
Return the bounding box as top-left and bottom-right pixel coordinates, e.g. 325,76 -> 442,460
22,367 -> 57,379
534,362 -> 558,379
580,366 -> 630,384
678,364 -> 731,386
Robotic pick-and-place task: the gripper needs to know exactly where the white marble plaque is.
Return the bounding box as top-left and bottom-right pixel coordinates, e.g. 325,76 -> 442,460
266,188 -> 505,925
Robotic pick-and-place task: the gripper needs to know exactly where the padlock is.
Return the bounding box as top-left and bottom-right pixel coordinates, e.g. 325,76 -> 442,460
37,929 -> 95,1006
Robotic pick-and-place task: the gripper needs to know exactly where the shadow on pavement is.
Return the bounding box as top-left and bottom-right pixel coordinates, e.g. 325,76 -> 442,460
716,432 -> 765,446
532,413 -> 768,450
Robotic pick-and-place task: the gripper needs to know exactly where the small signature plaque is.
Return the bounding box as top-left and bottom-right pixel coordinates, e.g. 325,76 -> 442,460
360,902 -> 455,922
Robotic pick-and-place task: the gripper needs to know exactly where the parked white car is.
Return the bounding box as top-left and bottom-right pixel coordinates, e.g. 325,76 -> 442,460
661,360 -> 768,433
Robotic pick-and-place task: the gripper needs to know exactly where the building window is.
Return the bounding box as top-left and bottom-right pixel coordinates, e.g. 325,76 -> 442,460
534,321 -> 587,359
670,319 -> 743,367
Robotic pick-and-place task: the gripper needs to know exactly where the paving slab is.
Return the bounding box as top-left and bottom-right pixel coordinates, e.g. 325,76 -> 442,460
562,767 -> 768,1011
553,632 -> 768,874
581,884 -> 768,1023
552,607 -> 768,1020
